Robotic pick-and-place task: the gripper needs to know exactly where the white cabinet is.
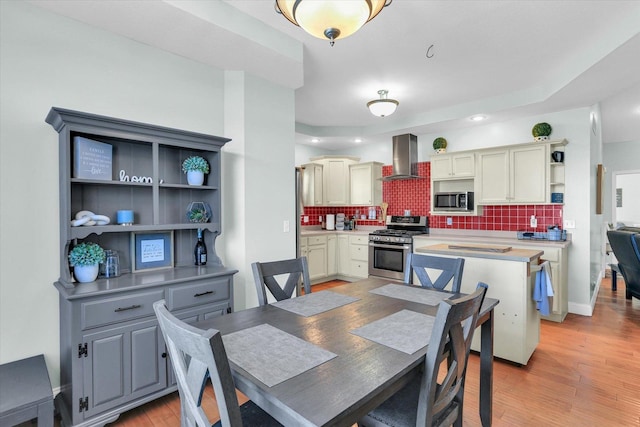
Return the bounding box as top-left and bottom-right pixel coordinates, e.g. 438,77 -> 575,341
349,235 -> 369,278
310,156 -> 359,206
327,235 -> 337,276
337,235 -> 350,276
302,163 -> 323,206
430,153 -> 475,180
477,144 -> 547,204
306,235 -> 328,281
350,162 -> 383,206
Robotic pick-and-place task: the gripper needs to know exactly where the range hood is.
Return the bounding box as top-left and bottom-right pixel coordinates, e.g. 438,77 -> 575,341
383,134 -> 423,181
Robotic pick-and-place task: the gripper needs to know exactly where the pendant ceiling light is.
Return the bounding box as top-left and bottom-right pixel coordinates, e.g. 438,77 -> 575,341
367,90 -> 399,117
275,0 -> 392,46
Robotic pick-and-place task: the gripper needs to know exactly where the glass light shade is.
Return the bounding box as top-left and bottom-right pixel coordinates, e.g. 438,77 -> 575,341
276,0 -> 388,43
367,90 -> 399,117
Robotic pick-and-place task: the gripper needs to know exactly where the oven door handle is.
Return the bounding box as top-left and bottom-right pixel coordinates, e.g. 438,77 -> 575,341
369,242 -> 412,250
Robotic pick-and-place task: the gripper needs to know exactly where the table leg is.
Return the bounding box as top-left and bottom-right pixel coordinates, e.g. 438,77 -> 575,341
612,268 -> 617,291
479,309 -> 494,427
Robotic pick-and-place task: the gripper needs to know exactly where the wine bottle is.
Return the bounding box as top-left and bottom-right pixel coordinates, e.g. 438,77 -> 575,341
194,228 -> 207,266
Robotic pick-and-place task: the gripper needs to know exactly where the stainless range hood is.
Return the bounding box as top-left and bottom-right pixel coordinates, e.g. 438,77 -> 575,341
383,134 -> 423,181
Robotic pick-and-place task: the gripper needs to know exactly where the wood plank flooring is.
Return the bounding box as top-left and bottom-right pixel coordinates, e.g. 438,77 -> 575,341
47,278 -> 640,426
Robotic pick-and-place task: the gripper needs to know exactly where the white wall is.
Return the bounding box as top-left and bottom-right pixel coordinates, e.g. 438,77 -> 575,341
0,1 -> 295,387
615,174 -> 640,225
319,108 -> 597,312
603,140 -> 640,225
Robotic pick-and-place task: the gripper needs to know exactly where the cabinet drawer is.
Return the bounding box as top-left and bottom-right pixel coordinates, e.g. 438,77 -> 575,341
350,260 -> 368,278
350,244 -> 368,261
166,278 -> 230,311
81,290 -> 164,330
308,235 -> 328,245
349,235 -> 368,245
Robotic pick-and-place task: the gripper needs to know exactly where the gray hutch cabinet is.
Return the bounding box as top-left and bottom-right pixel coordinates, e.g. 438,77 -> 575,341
46,108 -> 237,427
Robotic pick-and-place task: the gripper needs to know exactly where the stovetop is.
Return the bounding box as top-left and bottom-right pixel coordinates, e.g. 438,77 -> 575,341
369,215 -> 429,243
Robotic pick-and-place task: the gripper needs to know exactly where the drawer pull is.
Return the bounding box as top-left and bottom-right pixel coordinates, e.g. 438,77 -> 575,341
114,304 -> 142,312
194,290 -> 214,297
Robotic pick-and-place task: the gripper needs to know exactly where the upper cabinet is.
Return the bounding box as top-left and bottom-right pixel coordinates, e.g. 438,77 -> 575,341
308,156 -> 360,206
430,153 -> 475,180
476,140 -> 567,205
302,163 -> 323,206
350,162 -> 383,206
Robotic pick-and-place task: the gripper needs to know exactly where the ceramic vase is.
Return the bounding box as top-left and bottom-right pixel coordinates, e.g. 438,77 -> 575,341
74,264 -> 99,283
187,170 -> 204,186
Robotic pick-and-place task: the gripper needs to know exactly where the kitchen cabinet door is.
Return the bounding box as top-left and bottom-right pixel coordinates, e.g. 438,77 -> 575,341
323,159 -> 354,205
510,145 -> 547,203
477,149 -> 510,204
337,235 -> 349,275
302,163 -> 323,206
431,153 -> 475,179
327,235 -> 337,276
307,236 -> 328,281
350,162 -> 382,206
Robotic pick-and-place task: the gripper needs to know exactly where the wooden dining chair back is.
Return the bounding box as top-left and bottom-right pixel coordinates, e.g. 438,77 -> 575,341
153,300 -> 281,427
252,256 -> 311,306
358,283 -> 488,427
405,253 -> 465,293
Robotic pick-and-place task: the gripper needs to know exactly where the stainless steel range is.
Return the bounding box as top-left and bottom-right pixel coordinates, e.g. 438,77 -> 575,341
368,216 -> 429,282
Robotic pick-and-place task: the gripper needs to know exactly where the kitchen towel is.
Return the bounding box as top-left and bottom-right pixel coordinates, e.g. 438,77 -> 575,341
370,283 -> 452,306
222,324 -> 337,387
533,261 -> 554,315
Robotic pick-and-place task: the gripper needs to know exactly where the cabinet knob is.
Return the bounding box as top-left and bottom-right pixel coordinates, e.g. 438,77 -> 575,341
161,352 -> 167,358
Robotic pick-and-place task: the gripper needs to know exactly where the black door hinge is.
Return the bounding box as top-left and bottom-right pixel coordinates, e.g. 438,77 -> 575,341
79,396 -> 89,412
78,343 -> 88,358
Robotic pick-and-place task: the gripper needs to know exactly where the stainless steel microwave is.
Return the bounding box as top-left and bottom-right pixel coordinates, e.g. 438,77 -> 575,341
433,192 -> 474,211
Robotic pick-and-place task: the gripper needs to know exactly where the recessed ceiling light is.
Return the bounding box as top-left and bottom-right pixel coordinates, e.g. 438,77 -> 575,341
311,138 -> 320,143
354,138 -> 362,143
470,115 -> 486,122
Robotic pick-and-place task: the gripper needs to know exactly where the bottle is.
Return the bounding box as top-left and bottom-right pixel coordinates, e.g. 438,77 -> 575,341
194,228 -> 207,266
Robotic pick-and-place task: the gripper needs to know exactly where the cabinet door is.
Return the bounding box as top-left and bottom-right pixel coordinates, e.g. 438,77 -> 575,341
452,153 -> 475,177
82,319 -> 165,418
327,235 -> 337,276
350,164 -> 373,205
307,244 -> 328,280
302,163 -> 323,206
511,145 -> 547,203
323,160 -> 350,205
337,235 -> 349,275
430,155 -> 453,179
477,149 -> 510,204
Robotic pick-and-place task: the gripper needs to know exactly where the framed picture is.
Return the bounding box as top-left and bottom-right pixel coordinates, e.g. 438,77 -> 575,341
131,231 -> 174,272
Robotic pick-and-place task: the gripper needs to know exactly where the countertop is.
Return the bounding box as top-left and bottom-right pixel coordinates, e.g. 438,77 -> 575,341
416,243 -> 543,262
413,229 -> 571,248
300,227 -> 378,237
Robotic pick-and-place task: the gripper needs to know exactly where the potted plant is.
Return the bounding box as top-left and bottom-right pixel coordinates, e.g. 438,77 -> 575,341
532,122 -> 552,141
182,156 -> 210,186
186,201 -> 212,223
69,242 -> 105,283
433,137 -> 447,154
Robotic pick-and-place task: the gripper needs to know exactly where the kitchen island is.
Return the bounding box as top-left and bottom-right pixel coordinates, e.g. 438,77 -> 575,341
415,243 -> 543,365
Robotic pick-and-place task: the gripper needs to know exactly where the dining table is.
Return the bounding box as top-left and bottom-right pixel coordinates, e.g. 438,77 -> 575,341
197,277 -> 499,427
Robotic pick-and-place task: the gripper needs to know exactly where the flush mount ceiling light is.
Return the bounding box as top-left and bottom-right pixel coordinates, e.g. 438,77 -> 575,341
275,0 -> 392,46
470,114 -> 487,122
367,90 -> 399,117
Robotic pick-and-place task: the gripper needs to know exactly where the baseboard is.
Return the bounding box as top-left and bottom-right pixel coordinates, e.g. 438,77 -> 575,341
568,273 -> 603,317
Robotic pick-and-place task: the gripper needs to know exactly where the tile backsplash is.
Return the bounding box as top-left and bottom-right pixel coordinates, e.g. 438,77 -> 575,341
301,161 -> 563,231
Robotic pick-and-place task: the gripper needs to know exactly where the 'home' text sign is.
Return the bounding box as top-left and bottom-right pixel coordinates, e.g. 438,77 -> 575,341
73,136 -> 112,180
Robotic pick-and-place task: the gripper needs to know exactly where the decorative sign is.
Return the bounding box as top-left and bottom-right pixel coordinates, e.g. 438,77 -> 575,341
119,169 -> 153,184
131,231 -> 174,272
73,137 -> 112,180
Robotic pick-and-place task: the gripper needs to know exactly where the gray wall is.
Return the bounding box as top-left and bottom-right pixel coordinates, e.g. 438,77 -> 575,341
0,1 -> 296,387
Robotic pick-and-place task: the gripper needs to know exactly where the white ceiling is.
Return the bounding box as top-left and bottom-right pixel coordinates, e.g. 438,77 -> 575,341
31,1 -> 640,150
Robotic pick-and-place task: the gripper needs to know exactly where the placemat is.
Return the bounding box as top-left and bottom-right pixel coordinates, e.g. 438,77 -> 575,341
223,324 -> 337,387
272,290 -> 360,317
350,309 -> 436,354
370,283 -> 452,306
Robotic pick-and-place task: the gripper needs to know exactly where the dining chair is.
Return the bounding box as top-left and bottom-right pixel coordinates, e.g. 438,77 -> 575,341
358,283 -> 488,427
607,230 -> 640,300
252,256 -> 312,306
405,252 -> 465,293
152,300 -> 282,427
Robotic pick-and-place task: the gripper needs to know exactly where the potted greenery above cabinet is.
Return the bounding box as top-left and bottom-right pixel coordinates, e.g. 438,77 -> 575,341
46,107 -> 237,427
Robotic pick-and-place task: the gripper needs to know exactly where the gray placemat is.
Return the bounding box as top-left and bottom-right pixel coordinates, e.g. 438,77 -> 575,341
370,283 -> 452,306
272,290 -> 360,317
350,309 -> 436,354
222,324 -> 337,387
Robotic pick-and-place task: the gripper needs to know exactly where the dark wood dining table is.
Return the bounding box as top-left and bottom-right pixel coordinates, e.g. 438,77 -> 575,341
197,277 -> 498,427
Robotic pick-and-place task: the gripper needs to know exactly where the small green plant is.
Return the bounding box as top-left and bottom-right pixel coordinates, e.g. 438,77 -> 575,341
182,156 -> 210,174
68,242 -> 105,267
532,122 -> 552,138
188,207 -> 209,223
433,137 -> 447,151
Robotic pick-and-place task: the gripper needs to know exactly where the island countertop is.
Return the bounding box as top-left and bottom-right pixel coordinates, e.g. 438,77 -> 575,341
416,243 -> 543,262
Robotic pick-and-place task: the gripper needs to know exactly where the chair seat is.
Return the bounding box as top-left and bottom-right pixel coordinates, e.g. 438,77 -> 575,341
359,376 -> 458,427
212,399 -> 282,427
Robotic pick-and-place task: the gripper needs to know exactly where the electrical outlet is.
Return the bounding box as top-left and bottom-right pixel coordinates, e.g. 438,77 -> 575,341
303,216 -> 309,223
530,215 -> 537,228
563,219 -> 576,229
446,217 -> 453,226
283,220 -> 290,232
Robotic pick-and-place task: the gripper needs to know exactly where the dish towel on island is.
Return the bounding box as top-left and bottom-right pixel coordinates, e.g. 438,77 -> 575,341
533,261 -> 554,315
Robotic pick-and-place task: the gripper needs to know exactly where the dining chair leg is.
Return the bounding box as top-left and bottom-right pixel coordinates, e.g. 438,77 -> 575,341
479,310 -> 494,426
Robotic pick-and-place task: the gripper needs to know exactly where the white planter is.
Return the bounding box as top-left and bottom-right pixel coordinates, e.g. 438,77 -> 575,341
74,264 -> 99,283
187,170 -> 205,186
534,136 -> 550,142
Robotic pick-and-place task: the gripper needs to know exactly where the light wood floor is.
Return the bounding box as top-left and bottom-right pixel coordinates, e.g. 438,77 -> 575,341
50,278 -> 640,426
